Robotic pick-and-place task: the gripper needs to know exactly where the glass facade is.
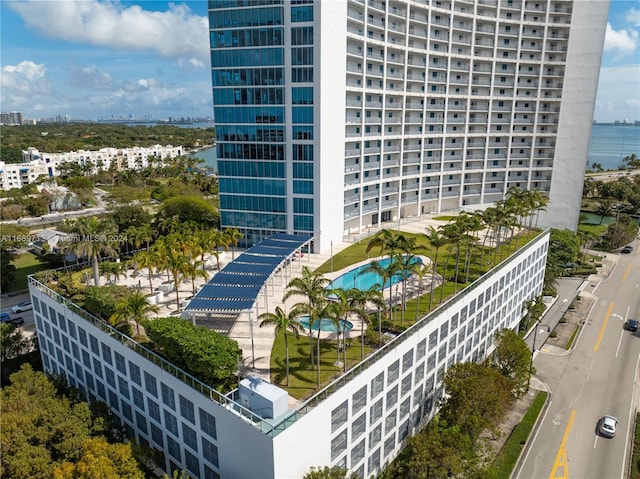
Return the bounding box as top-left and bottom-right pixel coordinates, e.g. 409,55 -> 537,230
210,1 -> 315,246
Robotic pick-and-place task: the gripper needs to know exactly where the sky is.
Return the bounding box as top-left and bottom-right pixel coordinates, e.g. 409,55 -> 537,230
0,0 -> 639,122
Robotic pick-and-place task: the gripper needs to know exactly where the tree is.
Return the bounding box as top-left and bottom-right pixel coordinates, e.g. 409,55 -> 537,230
132,249 -> 158,292
424,226 -> 447,310
157,195 -> 218,227
493,329 -> 532,398
303,466 -> 359,479
0,246 -> 16,293
224,227 -> 243,259
595,198 -> 614,225
64,216 -> 118,286
382,419 -> 484,479
53,437 -> 144,479
441,362 -> 514,440
1,323 -> 36,383
283,266 -> 330,368
110,290 -> 159,337
349,285 -> 386,358
259,306 -> 303,386
1,365 -> 145,479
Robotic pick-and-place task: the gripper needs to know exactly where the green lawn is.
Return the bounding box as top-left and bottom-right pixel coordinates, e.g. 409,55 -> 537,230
9,252 -> 49,293
489,391 -> 548,479
268,329 -> 375,400
274,229 -> 542,398
578,223 -> 608,237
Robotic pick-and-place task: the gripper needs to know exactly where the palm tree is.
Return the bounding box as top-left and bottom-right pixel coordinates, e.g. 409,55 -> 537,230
283,266 -> 330,367
110,290 -> 159,336
424,226 -> 447,310
224,227 -> 243,259
165,246 -> 189,310
211,229 -> 230,270
259,306 -> 303,386
99,261 -> 127,284
133,249 -> 159,292
194,228 -> 215,271
183,259 -> 209,295
349,285 -> 385,358
439,222 -> 462,301
408,260 -> 430,322
365,229 -> 397,259
365,260 -> 396,321
65,216 -> 118,286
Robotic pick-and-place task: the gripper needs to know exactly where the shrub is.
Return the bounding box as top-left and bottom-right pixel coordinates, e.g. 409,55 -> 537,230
145,317 -> 242,392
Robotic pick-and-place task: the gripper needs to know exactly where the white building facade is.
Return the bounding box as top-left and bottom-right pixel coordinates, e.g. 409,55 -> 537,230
29,230 -> 549,479
210,0 -> 608,251
0,145 -> 184,190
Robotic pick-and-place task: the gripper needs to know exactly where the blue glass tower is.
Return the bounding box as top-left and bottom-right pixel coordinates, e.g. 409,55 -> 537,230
209,1 -> 315,247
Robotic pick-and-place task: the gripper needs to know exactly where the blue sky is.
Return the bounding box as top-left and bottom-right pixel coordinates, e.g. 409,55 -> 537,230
1,0 -> 638,122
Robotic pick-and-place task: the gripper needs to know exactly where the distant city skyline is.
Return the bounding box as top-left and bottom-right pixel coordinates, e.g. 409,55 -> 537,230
1,0 -> 639,122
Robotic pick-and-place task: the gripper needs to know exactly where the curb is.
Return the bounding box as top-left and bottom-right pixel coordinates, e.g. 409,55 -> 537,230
510,386 -> 552,479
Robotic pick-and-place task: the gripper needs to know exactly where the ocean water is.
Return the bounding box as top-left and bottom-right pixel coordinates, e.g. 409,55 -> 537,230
186,124 -> 639,175
189,146 -> 217,172
588,125 -> 640,171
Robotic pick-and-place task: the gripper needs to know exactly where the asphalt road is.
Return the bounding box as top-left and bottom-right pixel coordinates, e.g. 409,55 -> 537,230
517,244 -> 640,479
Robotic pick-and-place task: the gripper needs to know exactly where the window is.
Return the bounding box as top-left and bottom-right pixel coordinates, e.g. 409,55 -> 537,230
180,395 -> 196,424
332,401 -> 348,432
200,408 -> 218,440
160,382 -> 176,411
182,423 -> 198,451
202,437 -> 219,467
353,386 -> 367,413
331,430 -> 347,460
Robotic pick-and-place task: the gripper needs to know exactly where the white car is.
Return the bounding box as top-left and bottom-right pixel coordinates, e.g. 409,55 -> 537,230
11,301 -> 32,313
599,415 -> 618,438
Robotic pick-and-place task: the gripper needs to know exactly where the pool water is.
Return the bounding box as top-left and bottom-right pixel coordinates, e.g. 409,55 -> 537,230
329,256 -> 422,291
297,315 -> 353,333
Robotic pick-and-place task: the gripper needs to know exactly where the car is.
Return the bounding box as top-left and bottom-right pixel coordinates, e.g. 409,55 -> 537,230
625,319 -> 639,331
0,312 -> 11,323
599,415 -> 618,438
11,301 -> 32,313
621,245 -> 633,254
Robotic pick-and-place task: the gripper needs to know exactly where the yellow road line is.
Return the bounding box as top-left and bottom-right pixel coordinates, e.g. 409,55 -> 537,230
594,302 -> 614,352
621,263 -> 632,283
549,409 -> 576,479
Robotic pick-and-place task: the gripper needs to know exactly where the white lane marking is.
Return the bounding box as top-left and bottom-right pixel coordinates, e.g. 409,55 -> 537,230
622,353 -> 640,478
616,330 -> 624,358
515,399 -> 553,479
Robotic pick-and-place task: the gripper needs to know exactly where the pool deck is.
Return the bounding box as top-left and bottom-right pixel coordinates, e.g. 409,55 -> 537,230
92,214 -> 469,395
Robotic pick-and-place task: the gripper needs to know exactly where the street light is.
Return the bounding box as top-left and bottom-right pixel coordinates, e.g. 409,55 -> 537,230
528,321 -> 551,390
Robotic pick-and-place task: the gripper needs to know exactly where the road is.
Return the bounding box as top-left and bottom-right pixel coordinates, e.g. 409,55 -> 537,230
517,244 -> 640,479
0,187 -> 109,229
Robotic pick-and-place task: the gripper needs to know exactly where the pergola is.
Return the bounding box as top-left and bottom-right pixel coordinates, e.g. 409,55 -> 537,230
184,233 -> 313,364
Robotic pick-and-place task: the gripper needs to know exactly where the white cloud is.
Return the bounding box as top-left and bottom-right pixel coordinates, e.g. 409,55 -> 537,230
604,22 -> 639,54
8,0 -> 209,69
594,64 -> 640,122
1,60 -> 51,101
69,64 -> 113,90
626,8 -> 640,27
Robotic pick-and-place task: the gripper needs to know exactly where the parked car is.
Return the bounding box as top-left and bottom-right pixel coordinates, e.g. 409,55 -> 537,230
621,245 -> 633,254
0,313 -> 23,326
625,319 -> 639,332
11,301 -> 32,313
599,415 -> 618,438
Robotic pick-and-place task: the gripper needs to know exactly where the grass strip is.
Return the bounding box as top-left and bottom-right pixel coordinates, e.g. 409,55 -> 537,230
565,325 -> 580,350
489,391 -> 548,479
631,413 -> 640,479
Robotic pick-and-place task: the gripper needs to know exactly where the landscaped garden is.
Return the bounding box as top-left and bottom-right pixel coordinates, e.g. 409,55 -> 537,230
267,188 -> 551,399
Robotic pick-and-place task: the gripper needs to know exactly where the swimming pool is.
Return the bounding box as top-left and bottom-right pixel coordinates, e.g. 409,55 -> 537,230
329,256 -> 423,291
297,315 -> 354,333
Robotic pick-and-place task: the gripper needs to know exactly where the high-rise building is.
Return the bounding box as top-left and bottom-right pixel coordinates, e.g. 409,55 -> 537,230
210,0 -> 609,251
0,111 -> 23,125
